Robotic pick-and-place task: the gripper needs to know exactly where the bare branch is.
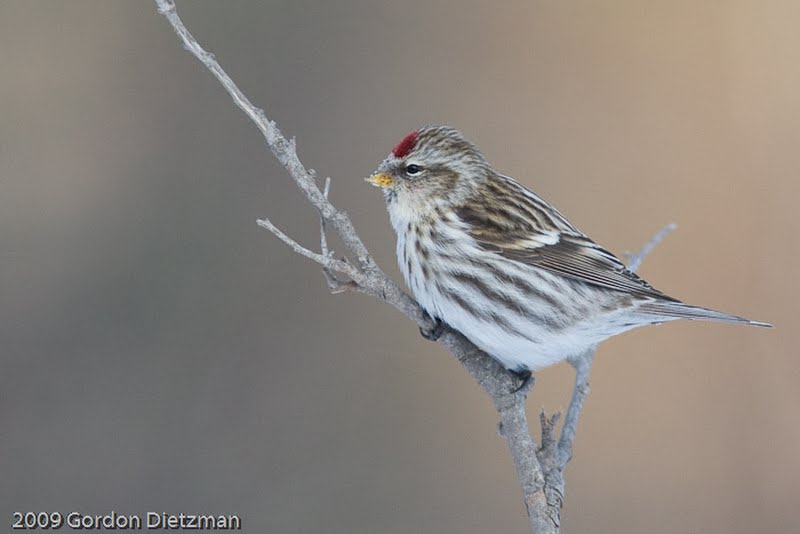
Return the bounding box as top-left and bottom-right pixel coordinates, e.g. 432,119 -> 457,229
152,14 -> 546,524
154,3 -> 676,532
154,0 -> 378,276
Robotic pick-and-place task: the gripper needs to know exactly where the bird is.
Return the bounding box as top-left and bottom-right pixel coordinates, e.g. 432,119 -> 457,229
366,125 -> 770,374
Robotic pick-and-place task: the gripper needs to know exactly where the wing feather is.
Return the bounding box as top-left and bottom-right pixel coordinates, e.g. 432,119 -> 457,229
458,175 -> 676,301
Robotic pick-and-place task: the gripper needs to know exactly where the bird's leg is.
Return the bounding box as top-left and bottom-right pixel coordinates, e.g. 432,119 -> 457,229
510,368 -> 533,394
419,312 -> 445,341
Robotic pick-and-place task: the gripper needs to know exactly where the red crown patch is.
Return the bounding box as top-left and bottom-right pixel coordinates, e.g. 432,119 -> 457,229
392,130 -> 419,158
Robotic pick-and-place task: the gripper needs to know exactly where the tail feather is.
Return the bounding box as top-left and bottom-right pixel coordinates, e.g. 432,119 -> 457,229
639,301 -> 772,328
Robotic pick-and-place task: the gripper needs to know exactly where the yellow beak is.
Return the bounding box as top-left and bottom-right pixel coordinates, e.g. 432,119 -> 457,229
365,173 -> 394,188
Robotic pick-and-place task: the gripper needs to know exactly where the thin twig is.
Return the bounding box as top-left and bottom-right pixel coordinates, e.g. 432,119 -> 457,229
626,223 -> 677,273
558,349 -> 595,466
315,177 -> 356,293
255,218 -> 364,284
319,176 -> 332,257
555,223 -> 677,467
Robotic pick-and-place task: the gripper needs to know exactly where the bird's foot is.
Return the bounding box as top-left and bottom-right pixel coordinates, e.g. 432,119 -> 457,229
510,369 -> 534,395
419,314 -> 445,342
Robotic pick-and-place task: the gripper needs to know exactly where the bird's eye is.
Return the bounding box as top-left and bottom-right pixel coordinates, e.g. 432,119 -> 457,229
405,164 -> 424,176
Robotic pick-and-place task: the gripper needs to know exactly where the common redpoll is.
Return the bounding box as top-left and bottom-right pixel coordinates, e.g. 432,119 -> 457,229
367,125 -> 770,372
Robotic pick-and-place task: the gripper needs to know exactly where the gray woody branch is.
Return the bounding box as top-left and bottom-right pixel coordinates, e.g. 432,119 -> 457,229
154,2 -> 674,532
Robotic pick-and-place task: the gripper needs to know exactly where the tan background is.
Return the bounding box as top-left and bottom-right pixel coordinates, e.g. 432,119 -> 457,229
1,1 -> 797,532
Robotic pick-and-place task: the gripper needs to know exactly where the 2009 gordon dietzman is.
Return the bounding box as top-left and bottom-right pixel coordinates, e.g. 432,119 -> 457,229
12,511 -> 241,530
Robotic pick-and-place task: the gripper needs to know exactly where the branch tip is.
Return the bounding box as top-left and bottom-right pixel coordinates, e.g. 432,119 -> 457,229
626,223 -> 678,273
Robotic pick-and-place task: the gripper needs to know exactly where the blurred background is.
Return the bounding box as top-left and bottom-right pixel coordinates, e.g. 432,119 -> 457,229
1,1 -> 797,532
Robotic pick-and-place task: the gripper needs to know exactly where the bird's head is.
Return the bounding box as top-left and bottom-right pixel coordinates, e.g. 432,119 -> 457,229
366,126 -> 489,217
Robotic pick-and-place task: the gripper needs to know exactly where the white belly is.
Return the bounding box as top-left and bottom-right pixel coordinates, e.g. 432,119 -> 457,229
394,220 -> 658,371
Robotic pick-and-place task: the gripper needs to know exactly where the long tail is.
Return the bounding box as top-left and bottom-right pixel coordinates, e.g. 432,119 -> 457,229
638,301 -> 772,328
